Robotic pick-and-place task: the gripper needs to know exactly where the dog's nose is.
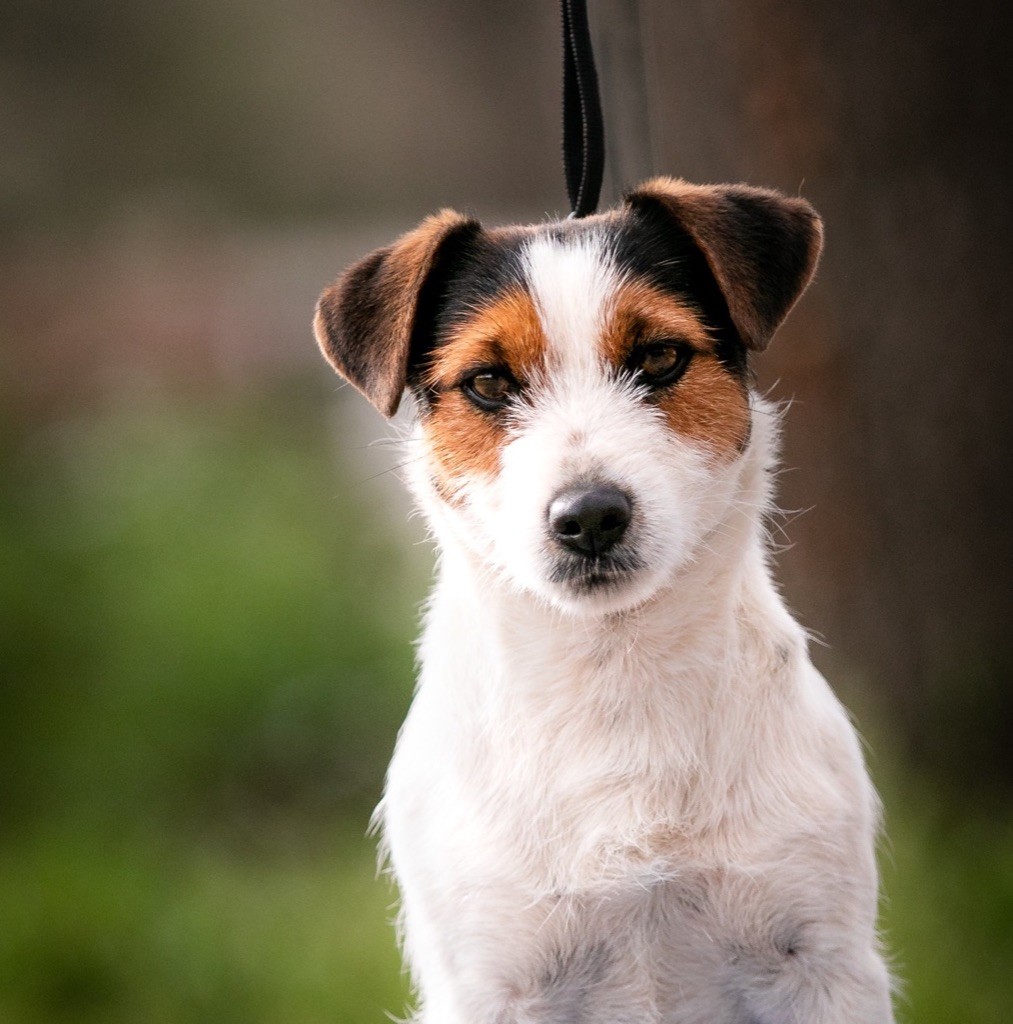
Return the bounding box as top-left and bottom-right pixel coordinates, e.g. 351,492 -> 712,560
549,484 -> 632,557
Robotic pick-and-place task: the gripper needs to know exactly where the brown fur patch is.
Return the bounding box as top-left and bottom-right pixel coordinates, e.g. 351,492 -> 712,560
423,390 -> 507,493
422,287 -> 547,489
423,287 -> 545,390
602,280 -> 751,459
601,280 -> 715,365
655,354 -> 751,458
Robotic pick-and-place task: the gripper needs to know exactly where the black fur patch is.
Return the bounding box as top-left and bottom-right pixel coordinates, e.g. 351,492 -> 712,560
624,179 -> 822,354
612,205 -> 750,379
408,228 -> 528,410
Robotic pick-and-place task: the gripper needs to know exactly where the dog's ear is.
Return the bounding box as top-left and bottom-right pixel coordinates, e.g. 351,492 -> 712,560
314,209 -> 480,417
625,177 -> 823,351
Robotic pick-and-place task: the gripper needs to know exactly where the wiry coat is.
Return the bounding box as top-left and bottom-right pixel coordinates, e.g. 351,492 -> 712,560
314,179 -> 895,1023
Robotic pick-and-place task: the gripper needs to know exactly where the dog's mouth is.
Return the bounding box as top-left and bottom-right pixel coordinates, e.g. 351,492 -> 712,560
548,550 -> 645,593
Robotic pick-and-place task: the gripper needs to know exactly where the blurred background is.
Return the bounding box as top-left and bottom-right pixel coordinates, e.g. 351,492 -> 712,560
1,0 -> 1010,1021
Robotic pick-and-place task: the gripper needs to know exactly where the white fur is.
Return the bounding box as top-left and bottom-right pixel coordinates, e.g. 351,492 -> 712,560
378,234 -> 894,1023
523,230 -> 616,375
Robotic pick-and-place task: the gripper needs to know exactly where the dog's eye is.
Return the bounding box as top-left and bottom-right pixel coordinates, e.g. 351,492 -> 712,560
462,370 -> 516,411
630,341 -> 692,388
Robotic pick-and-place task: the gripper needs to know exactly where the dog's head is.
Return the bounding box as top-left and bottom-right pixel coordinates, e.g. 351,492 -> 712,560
315,178 -> 822,615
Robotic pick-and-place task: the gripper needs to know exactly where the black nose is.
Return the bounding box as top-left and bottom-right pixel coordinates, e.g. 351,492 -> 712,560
549,484 -> 632,557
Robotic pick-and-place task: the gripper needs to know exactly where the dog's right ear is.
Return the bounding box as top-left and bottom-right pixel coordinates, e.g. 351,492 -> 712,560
314,210 -> 480,417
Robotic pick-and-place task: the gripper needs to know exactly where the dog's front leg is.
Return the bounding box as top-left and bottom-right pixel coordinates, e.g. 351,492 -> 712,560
383,805 -> 527,1023
391,881 -> 478,1024
398,910 -> 523,1024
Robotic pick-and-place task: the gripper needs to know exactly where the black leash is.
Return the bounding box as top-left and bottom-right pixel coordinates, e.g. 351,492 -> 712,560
561,0 -> 605,218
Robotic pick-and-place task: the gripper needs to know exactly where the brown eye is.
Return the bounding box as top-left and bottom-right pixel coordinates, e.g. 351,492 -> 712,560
631,341 -> 692,387
462,370 -> 516,411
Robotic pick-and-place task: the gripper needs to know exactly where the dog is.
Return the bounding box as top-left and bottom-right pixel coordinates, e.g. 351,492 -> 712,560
313,177 -> 895,1024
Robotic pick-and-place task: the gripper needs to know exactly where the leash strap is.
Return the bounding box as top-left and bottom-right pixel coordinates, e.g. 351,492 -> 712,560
562,0 -> 605,218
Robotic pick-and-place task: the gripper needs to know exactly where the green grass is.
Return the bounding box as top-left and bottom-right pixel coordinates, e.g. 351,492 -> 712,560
879,782 -> 1013,1024
0,384 -> 426,832
0,825 -> 410,1024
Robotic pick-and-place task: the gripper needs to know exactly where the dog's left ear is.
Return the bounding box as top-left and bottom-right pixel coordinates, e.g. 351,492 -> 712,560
314,209 -> 480,417
625,177 -> 823,351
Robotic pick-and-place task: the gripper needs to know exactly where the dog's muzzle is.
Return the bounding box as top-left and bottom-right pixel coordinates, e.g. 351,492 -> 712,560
546,482 -> 643,593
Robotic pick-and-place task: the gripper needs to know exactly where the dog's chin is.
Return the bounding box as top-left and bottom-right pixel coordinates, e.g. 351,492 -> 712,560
541,552 -> 664,617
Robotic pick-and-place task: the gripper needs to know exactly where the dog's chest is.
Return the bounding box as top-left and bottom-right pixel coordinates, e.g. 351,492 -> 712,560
389,714 -> 864,1024
397,598 -> 830,893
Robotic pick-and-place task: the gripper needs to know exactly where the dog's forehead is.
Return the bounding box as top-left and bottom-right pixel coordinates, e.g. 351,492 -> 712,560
433,208 -> 707,353
460,210 -> 697,297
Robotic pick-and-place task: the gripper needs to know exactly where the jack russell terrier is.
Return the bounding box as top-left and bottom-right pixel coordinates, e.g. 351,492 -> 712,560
314,177 -> 894,1024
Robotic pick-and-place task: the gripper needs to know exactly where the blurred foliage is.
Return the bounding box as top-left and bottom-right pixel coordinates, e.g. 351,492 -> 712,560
0,384 -> 421,1021
0,383 -> 424,837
